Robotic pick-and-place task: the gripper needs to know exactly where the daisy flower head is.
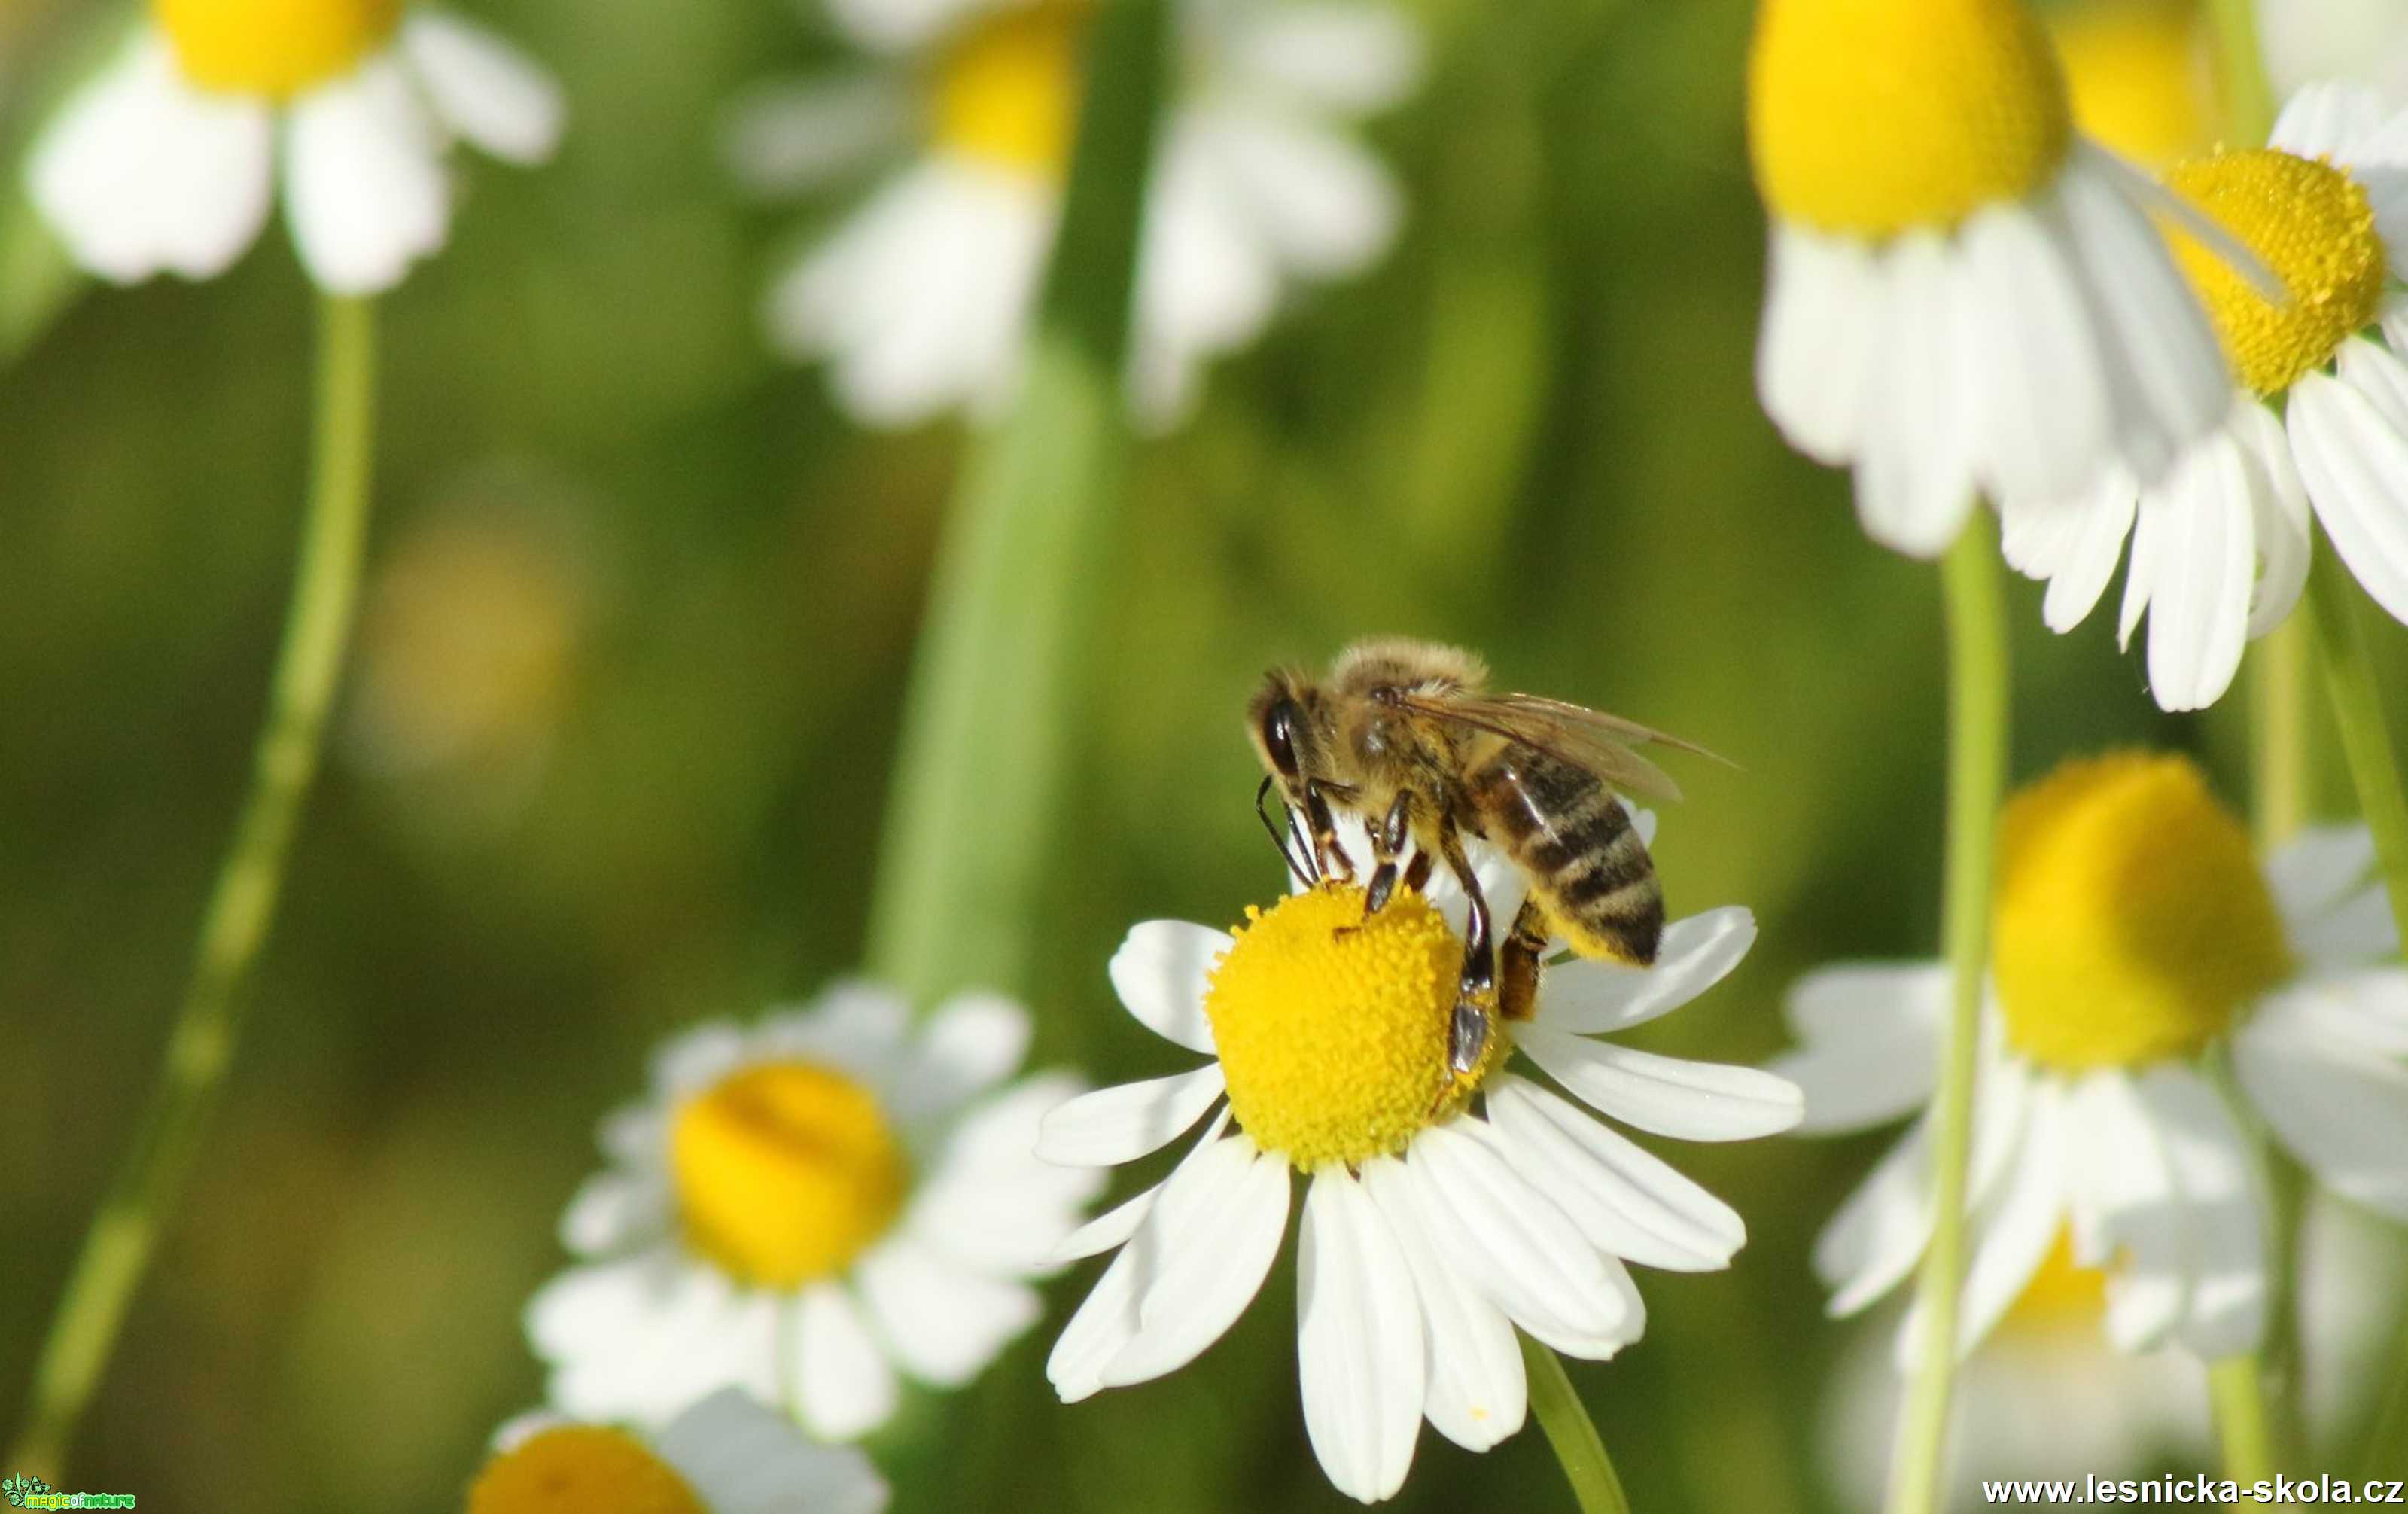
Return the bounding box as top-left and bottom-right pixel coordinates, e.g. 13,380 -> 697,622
728,0 -> 1421,427
467,1388 -> 888,1514
525,985 -> 1104,1440
1039,812 -> 1799,1503
1747,0 -> 2233,557
27,0 -> 562,294
1775,751 -> 2407,1366
2049,0 -> 2214,170
2001,83 -> 2408,711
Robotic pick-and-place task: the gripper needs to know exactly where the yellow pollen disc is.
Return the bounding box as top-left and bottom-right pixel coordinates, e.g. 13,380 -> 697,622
466,1427 -> 706,1514
1204,885 -> 1505,1171
154,0 -> 401,97
1748,0 -> 2073,234
671,1061 -> 909,1288
1992,753 -> 2290,1072
1999,1227 -> 2109,1337
933,1 -> 1091,178
2050,0 -> 2212,169
2166,148 -> 2388,396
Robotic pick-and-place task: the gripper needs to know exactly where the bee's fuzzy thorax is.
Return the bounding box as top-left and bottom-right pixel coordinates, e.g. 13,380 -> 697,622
1330,637 -> 1489,699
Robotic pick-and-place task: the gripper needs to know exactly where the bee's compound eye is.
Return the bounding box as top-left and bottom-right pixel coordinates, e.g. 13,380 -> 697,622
1262,699 -> 1301,777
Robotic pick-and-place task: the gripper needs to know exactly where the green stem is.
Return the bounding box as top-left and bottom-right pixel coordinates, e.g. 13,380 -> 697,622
2208,1356 -> 2283,1503
1886,517 -> 2011,1514
1521,1333 -> 1634,1514
2208,0 -> 2276,145
5,294 -> 377,1482
2302,539 -> 2408,970
2252,618 -> 2312,853
861,0 -> 1169,1005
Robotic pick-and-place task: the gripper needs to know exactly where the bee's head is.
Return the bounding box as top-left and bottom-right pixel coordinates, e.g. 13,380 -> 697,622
1247,670 -> 1316,805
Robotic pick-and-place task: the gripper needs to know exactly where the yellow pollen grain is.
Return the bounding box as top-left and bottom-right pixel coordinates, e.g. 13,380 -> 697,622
2050,0 -> 2212,169
933,0 -> 1091,178
1749,0 -> 2072,235
154,0 -> 402,97
2166,148 -> 2388,395
1204,885 -> 1505,1171
1999,1226 -> 2109,1336
671,1060 -> 909,1289
1992,752 -> 2291,1072
465,1426 -> 706,1514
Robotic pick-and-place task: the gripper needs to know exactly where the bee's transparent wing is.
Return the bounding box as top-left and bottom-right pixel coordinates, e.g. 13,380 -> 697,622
1395,691 -> 1725,803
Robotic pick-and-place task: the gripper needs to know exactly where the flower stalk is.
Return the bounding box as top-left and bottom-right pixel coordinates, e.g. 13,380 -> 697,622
1521,1332 -> 1635,1514
7,295 -> 379,1482
1886,514 -> 2010,1514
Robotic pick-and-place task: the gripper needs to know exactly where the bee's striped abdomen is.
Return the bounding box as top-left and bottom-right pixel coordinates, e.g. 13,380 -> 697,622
1467,742 -> 1663,966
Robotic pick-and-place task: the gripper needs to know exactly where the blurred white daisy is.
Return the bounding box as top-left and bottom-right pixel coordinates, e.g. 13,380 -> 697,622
1039,813 -> 1798,1503
1748,0 -> 2231,556
727,0 -> 1420,426
29,0 -> 562,294
526,985 -> 1103,1440
1819,1199 -> 2402,1507
1773,753 -> 2408,1366
2263,0 -> 2408,108
467,1388 -> 888,1514
1999,84 -> 2408,711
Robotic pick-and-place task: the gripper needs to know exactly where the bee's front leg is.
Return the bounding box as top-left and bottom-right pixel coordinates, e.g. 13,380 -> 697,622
1437,821 -> 1495,1080
1302,778 -> 1357,885
1362,791 -> 1413,917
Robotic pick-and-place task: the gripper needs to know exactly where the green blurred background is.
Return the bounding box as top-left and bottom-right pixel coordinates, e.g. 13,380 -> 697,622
3,0 -> 2403,1507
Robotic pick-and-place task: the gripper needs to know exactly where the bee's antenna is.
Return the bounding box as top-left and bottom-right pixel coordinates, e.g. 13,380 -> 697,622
1256,775 -> 1313,888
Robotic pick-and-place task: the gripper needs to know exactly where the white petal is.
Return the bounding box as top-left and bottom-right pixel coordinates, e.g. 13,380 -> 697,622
753,983 -> 910,1079
720,75 -> 909,198
1402,1123 -> 1639,1357
528,1251 -> 781,1428
1099,1135 -> 1292,1387
1047,1187 -> 1158,1266
1785,961 -> 1949,1043
1960,195 -> 2110,505
283,56 -> 451,294
1854,231 -> 1980,556
1539,907 -> 1756,1034
2040,473 -> 2139,634
1129,119 -> 1280,422
2235,1014 -> 2408,1220
890,992 -> 1030,1121
2138,430 -> 2256,711
2229,398 -> 2312,638
1359,1156 -> 1525,1452
907,1074 -> 1106,1275
1519,1027 -> 1803,1141
1484,1076 -> 1746,1271
2255,968 -> 2408,1058
1944,1080 -> 2068,1355
823,0 -> 986,50
2289,369 -> 2408,626
559,1170 -> 669,1256
1296,1169 -> 1426,1504
1036,1065 -> 1227,1167
653,1019 -> 752,1093
1756,223 -> 1881,466
855,1235 -> 1040,1387
1813,1116 -> 1935,1316
1228,3 -> 1423,113
1047,1185 -> 1167,1402
1195,107 -> 1402,279
2270,81 -> 2389,161
401,11 -> 562,164
1108,921 -> 1228,1053
790,1284 -> 899,1442
2137,1064 -> 2268,1358
2267,825 -> 2380,925
1771,964 -> 1943,1136
28,35 -> 273,284
656,1388 -> 890,1514
2062,1073 -> 2188,1351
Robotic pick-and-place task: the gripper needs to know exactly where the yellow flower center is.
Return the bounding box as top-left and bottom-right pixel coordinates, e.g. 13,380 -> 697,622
1204,885 -> 1505,1171
465,1427 -> 705,1514
1992,753 -> 2290,1071
1998,1227 -> 2109,1338
671,1061 -> 909,1288
1748,0 -> 2072,235
2050,0 -> 2212,169
2166,148 -> 2388,395
932,1 -> 1090,178
154,0 -> 401,97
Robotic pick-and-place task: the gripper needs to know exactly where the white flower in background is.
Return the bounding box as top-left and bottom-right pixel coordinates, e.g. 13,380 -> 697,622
1774,753 -> 2408,1368
1819,1200 -> 2403,1509
1039,813 -> 1798,1503
526,986 -> 1102,1440
2263,0 -> 2408,108
29,0 -> 562,294
467,1388 -> 889,1514
726,0 -> 1420,427
2001,84 -> 2408,711
1747,0 -> 2232,556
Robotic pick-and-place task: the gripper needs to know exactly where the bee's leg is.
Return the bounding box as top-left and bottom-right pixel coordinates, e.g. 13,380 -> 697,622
1437,821 -> 1495,1077
1497,898 -> 1548,1025
1303,778 -> 1356,885
1363,791 -> 1414,917
1402,851 -> 1435,894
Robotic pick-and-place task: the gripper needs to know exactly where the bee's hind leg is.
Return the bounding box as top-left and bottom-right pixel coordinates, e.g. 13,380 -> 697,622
1498,898 -> 1548,1024
1362,791 -> 1414,917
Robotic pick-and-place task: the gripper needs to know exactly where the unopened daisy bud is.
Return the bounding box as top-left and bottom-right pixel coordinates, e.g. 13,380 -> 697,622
468,1390 -> 887,1514
1778,750 -> 2408,1364
28,0 -> 562,292
1747,0 -> 2231,556
1998,83 -> 2408,711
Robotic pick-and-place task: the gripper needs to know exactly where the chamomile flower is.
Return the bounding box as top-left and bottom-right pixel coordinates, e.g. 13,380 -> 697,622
2050,0 -> 2213,169
728,0 -> 1420,426
26,0 -> 561,294
1999,84 -> 2408,711
467,1388 -> 888,1514
1748,0 -> 2232,556
525,986 -> 1103,1440
1040,814 -> 1798,1504
1775,753 -> 2408,1366
2263,0 -> 2408,108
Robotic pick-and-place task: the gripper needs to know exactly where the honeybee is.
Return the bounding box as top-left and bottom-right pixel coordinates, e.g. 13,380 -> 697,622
1247,638 -> 1720,1079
